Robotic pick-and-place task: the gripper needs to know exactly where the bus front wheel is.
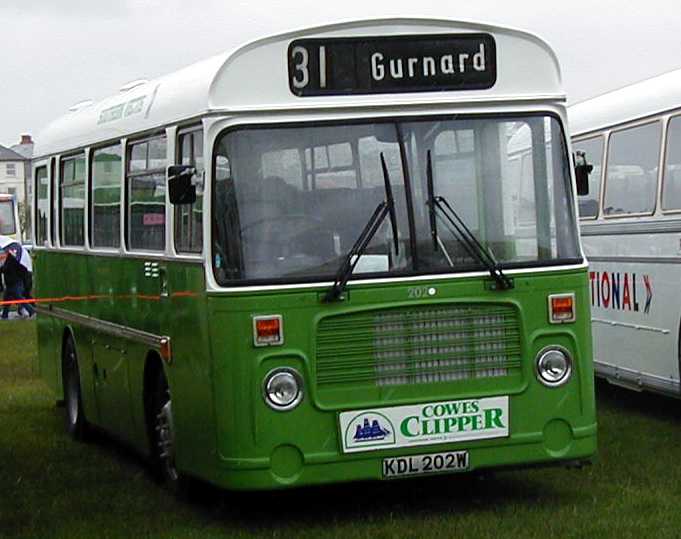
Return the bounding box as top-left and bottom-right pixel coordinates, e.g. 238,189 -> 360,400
62,335 -> 88,440
151,369 -> 182,491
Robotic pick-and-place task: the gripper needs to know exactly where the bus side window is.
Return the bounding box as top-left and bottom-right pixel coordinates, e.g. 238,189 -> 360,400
603,122 -> 660,216
60,153 -> 86,247
127,135 -> 167,251
50,158 -> 56,246
91,145 -> 122,249
35,166 -> 48,246
662,116 -> 681,211
25,177 -> 33,243
175,129 -> 203,254
573,136 -> 603,218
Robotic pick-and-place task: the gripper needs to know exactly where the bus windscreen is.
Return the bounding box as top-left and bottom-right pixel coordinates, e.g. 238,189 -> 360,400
212,114 -> 581,285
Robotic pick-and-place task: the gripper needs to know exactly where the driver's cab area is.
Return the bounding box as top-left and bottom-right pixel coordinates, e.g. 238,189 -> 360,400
212,122 -> 411,284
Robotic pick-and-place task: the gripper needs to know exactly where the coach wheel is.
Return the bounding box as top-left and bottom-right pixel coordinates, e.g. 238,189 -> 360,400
151,369 -> 181,488
62,335 -> 88,440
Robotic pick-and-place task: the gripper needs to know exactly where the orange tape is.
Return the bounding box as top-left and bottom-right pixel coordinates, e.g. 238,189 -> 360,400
0,291 -> 198,307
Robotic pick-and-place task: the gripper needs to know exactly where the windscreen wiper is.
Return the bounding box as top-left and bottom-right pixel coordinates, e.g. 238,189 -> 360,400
425,150 -> 513,291
324,153 -> 399,302
426,150 -> 439,251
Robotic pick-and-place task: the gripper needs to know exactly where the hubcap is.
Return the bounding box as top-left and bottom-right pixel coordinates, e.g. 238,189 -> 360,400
66,351 -> 79,424
156,395 -> 178,482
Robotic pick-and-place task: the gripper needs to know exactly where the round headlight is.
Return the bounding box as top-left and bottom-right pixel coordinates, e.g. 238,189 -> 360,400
536,347 -> 572,387
264,368 -> 303,411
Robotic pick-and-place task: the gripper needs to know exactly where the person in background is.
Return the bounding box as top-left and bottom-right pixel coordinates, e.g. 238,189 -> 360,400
0,245 -> 35,320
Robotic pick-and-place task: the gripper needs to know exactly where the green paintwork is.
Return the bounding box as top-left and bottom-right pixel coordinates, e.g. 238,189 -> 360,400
35,249 -> 596,490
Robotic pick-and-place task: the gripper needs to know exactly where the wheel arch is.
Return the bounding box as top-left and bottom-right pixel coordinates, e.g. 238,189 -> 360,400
60,325 -> 77,356
60,324 -> 89,439
59,325 -> 78,389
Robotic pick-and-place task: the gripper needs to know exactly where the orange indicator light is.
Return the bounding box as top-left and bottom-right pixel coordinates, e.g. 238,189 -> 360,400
549,294 -> 576,324
253,315 -> 284,346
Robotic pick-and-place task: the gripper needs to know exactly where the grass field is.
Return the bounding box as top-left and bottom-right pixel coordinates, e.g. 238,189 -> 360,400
3,320 -> 681,539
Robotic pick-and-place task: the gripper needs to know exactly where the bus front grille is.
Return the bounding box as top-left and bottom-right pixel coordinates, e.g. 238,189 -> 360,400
316,304 -> 521,388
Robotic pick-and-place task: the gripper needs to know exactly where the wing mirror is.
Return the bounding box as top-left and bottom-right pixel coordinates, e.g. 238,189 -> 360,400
573,151 -> 593,196
167,165 -> 197,205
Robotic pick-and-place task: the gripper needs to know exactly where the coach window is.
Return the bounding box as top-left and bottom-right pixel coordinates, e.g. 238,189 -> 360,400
50,158 -> 56,245
60,153 -> 86,246
91,144 -> 122,248
127,135 -> 166,251
175,129 -> 203,253
573,136 -> 603,218
25,177 -> 33,243
603,122 -> 661,216
35,166 -> 48,246
662,116 -> 681,211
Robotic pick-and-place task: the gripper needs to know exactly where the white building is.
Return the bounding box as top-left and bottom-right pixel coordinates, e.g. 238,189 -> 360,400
10,134 -> 34,241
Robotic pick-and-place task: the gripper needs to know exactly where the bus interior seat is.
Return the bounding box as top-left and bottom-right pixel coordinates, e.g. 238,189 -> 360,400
238,176 -> 299,228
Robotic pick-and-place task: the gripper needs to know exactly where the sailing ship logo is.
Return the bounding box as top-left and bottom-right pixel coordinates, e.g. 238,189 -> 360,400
344,412 -> 396,450
354,417 -> 391,441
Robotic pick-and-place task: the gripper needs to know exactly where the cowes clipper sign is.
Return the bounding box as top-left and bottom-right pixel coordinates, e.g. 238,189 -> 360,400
339,396 -> 508,453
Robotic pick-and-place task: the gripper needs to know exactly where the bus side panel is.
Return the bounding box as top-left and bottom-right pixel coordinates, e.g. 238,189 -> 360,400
34,249 -> 63,400
35,260 -> 97,424
123,259 -> 216,475
123,340 -> 155,455
50,253 -> 105,431
163,262 -> 216,481
88,253 -> 155,451
585,232 -> 680,394
37,252 -> 144,448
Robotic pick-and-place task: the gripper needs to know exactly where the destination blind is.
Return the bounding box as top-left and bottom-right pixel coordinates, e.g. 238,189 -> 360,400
288,33 -> 497,97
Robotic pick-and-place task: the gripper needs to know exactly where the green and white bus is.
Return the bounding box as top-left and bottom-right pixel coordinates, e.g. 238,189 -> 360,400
32,18 -> 596,491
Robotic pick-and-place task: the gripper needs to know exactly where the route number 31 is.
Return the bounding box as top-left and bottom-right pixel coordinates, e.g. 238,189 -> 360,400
290,45 -> 327,90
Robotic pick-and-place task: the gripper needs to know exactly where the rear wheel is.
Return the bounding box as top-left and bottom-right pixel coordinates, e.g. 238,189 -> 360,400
62,335 -> 88,440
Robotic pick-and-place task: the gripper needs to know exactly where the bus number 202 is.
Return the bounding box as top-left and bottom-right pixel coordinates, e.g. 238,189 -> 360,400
408,286 -> 437,299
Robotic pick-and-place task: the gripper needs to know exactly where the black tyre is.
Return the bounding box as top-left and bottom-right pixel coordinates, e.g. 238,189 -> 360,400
150,369 -> 181,491
62,335 -> 88,440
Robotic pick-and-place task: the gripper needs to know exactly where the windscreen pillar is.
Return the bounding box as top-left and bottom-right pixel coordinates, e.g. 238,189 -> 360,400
530,118 -> 552,260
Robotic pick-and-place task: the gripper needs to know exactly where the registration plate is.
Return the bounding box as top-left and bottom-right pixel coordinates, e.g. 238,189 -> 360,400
382,451 -> 469,478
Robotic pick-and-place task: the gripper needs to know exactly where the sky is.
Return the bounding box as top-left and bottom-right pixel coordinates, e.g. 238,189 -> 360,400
1,0 -> 680,148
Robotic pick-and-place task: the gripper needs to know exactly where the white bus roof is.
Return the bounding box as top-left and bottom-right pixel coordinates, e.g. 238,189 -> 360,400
570,68 -> 681,138
35,18 -> 564,158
